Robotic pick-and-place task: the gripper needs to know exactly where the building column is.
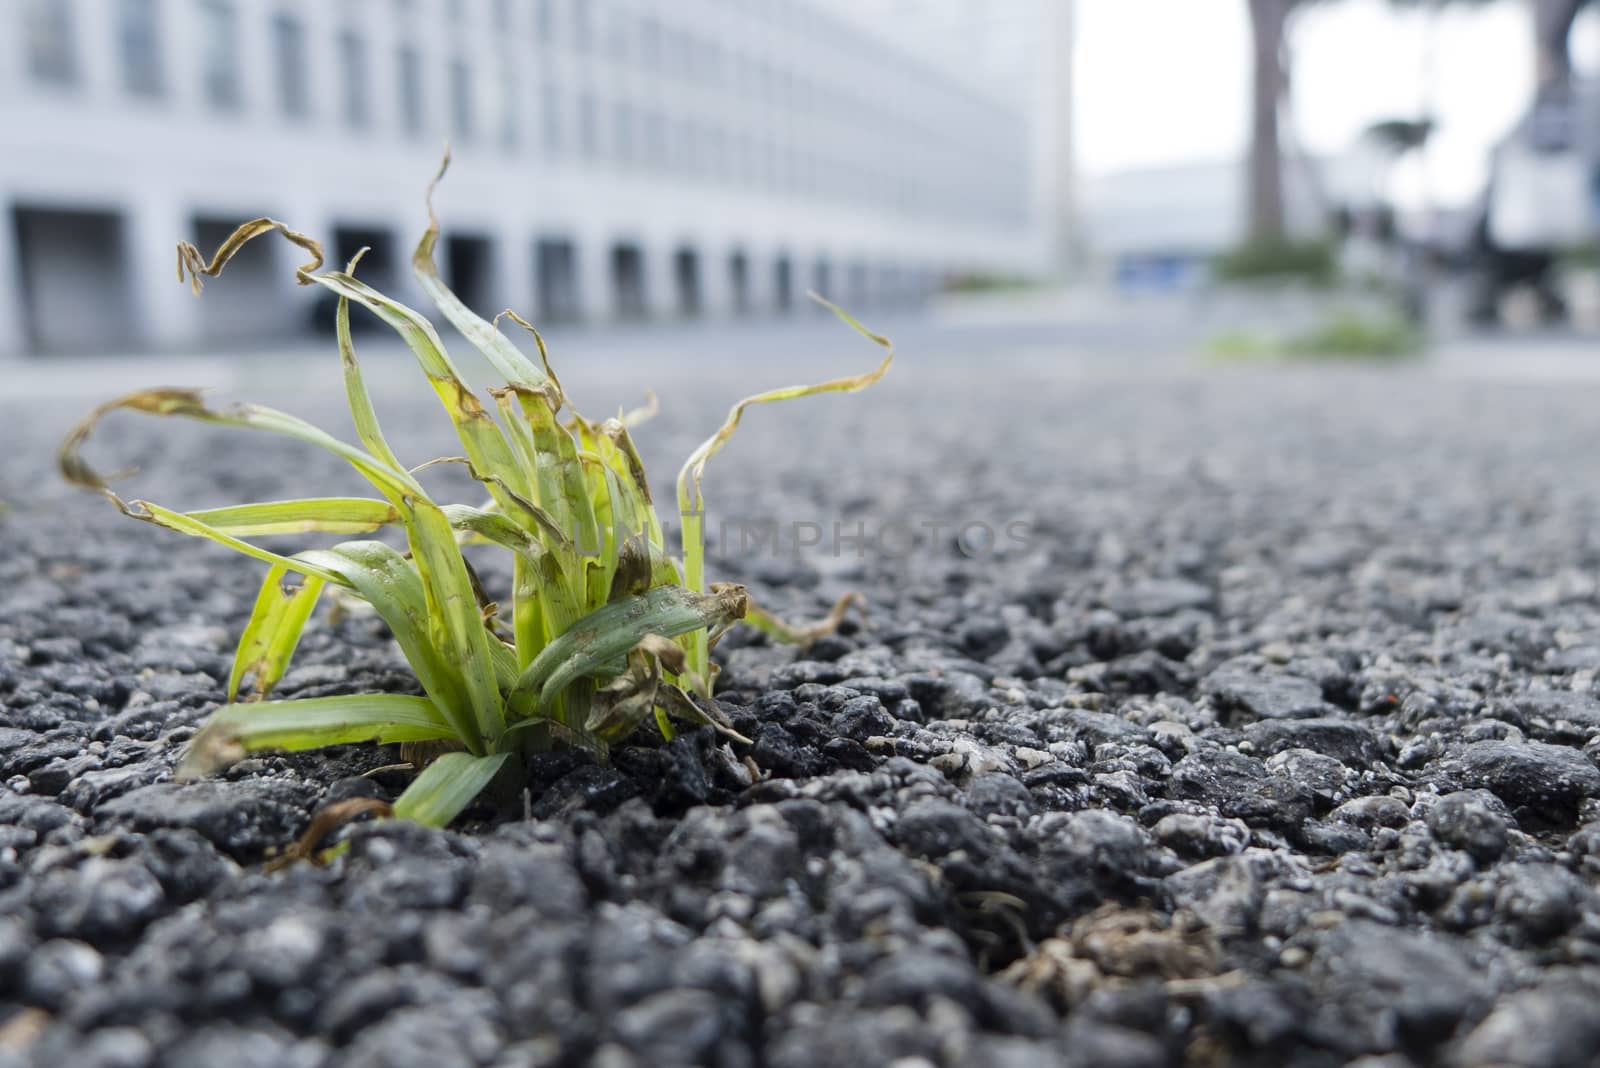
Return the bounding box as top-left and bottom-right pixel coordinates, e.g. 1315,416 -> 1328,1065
493,229 -> 536,320
129,195 -> 201,352
702,241 -> 735,319
0,198 -> 26,356
748,248 -> 776,315
643,240 -> 676,321
577,231 -> 612,322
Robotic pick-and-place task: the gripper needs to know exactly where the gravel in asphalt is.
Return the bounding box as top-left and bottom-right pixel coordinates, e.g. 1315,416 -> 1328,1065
3,341 -> 1600,1068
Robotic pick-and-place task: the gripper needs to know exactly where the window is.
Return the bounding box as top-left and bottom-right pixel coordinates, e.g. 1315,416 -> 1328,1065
540,82 -> 561,154
535,0 -> 555,43
612,100 -> 634,166
677,117 -> 697,174
708,125 -> 726,180
398,45 -> 424,136
578,92 -> 597,158
449,58 -> 474,142
271,13 -> 309,119
496,62 -> 517,151
117,0 -> 163,97
638,16 -> 659,70
643,109 -> 665,171
570,0 -> 590,51
338,29 -> 369,128
24,0 -> 78,87
607,8 -> 628,62
198,1 -> 241,110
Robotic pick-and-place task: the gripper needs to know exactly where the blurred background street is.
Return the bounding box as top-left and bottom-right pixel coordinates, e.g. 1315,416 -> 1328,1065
5,0 -> 1600,383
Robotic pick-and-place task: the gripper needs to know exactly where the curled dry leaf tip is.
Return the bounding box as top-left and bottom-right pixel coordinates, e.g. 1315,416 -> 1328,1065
176,219 -> 324,294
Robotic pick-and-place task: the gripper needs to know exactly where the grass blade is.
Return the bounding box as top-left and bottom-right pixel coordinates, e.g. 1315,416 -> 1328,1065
303,269 -> 533,506
299,541 -> 477,750
338,290 -> 406,472
60,389 -> 422,507
673,297 -> 892,680
188,498 -> 398,537
177,215 -> 530,506
392,751 -> 510,828
229,565 -> 324,700
176,218 -> 324,293
400,497 -> 505,744
510,584 -> 748,714
116,499 -> 348,584
413,152 -> 562,404
179,693 -> 457,779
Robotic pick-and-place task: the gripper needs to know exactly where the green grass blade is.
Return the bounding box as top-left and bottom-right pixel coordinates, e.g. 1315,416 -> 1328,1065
338,292 -> 406,472
299,541 -> 477,750
124,500 -> 347,583
302,270 -> 533,507
400,498 -> 505,743
229,565 -> 324,700
510,584 -> 748,714
188,497 -> 398,537
413,153 -> 562,404
511,553 -> 548,672
392,751 -> 510,828
583,455 -> 622,608
177,215 -> 524,503
493,387 -> 597,593
673,298 -> 893,679
487,631 -> 520,694
179,693 -> 457,779
61,389 -> 422,508
675,298 -> 893,515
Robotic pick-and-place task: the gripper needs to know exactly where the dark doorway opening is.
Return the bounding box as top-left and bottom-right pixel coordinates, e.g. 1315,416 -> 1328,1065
877,264 -> 902,308
13,206 -> 131,353
773,255 -> 794,313
846,261 -> 870,308
812,257 -> 833,310
611,243 -> 647,320
727,250 -> 750,315
536,238 -> 580,322
673,247 -> 701,317
445,234 -> 493,318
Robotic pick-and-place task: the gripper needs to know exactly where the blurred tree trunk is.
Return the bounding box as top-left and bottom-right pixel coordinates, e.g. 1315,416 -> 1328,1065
1534,0 -> 1587,92
1247,0 -> 1293,243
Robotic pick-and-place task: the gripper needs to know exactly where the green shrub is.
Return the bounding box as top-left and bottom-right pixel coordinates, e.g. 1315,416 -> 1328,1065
1213,239 -> 1338,286
1283,310 -> 1422,360
59,160 -> 891,831
1205,309 -> 1422,363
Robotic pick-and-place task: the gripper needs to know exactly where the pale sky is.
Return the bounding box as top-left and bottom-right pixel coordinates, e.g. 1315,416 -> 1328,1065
1073,0 -> 1579,208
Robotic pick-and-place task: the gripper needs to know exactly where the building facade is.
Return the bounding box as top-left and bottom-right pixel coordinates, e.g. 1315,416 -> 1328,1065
0,0 -> 1061,355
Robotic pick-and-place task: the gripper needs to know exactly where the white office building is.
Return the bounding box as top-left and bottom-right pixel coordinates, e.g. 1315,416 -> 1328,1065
0,0 -> 1067,355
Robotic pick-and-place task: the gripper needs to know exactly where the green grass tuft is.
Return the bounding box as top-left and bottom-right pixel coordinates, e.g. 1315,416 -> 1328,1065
1213,239 -> 1339,287
1206,310 -> 1423,364
59,156 -> 892,833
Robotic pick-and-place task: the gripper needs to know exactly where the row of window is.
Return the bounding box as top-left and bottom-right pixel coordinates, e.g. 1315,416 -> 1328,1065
18,0 -> 1031,227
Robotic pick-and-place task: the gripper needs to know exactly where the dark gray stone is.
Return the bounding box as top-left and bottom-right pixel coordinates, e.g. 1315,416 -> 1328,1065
1203,671 -> 1333,722
96,781 -> 316,858
1437,740 -> 1600,825
1107,579 -> 1213,618
1427,791 -> 1511,863
1451,982 -> 1600,1068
